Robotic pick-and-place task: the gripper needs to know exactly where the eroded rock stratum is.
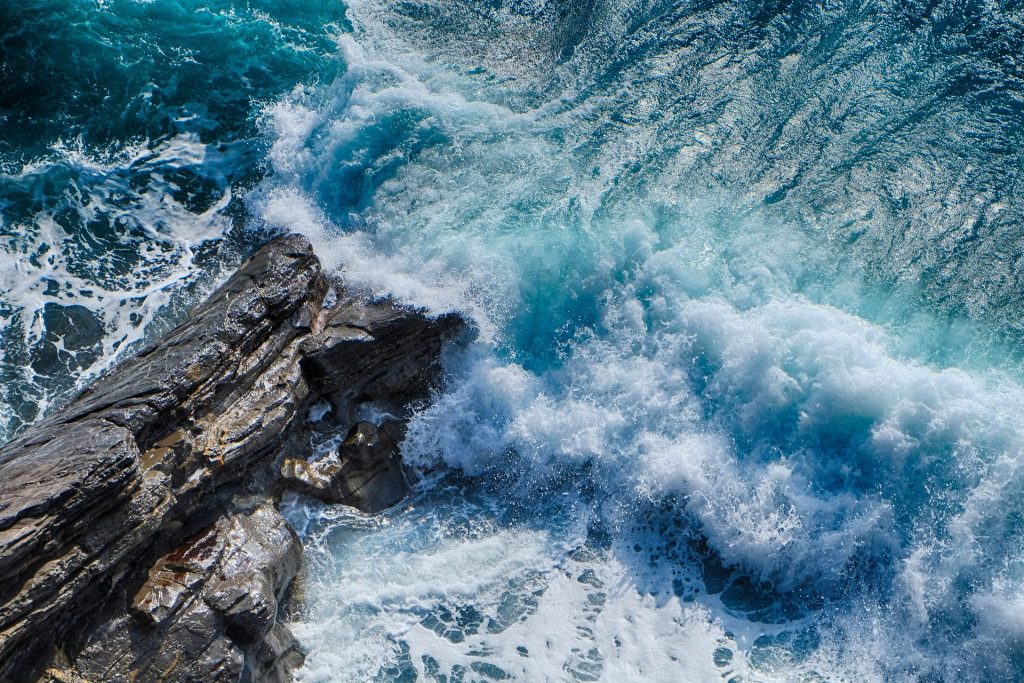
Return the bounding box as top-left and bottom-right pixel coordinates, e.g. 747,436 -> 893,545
0,235 -> 464,682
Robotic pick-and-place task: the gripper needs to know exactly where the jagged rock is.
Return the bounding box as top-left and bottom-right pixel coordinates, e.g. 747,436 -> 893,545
0,235 -> 466,681
72,502 -> 304,682
279,420 -> 407,512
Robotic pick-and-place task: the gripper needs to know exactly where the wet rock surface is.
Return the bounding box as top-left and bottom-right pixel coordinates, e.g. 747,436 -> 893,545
73,502 -> 305,683
0,235 -> 465,681
279,420 -> 408,513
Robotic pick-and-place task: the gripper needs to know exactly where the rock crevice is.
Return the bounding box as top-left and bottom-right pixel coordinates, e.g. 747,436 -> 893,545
0,235 -> 464,682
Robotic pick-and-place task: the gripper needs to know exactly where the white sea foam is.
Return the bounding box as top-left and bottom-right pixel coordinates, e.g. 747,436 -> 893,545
288,490 -> 773,683
0,133 -> 235,436
254,2 -> 1024,680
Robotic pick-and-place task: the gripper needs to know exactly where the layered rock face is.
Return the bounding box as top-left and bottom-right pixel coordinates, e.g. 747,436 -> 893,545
0,235 -> 464,682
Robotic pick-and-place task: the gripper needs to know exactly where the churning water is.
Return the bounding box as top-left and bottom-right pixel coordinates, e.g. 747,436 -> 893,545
5,1 -> 1024,680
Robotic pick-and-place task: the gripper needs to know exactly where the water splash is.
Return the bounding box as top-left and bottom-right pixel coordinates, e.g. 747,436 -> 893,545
259,1 -> 1024,680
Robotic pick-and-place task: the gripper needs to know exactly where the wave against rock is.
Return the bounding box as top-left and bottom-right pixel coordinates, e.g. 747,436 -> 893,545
0,235 -> 465,682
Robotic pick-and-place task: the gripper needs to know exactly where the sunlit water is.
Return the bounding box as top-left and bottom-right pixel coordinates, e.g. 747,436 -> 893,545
4,1 -> 1024,680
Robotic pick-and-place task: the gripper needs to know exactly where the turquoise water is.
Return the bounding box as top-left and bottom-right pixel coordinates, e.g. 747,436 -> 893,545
0,0 -> 348,432
5,1 -> 1024,680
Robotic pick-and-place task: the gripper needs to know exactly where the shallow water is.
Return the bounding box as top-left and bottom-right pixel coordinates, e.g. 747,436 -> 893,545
5,1 -> 1024,680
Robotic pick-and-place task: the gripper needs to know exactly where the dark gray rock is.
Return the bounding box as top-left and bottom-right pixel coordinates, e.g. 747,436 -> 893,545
0,235 -> 466,681
279,420 -> 408,513
71,502 -> 304,683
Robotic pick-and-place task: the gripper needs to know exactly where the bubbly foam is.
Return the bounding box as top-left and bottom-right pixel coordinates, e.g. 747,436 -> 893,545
257,2 -> 1024,679
286,488 -> 773,683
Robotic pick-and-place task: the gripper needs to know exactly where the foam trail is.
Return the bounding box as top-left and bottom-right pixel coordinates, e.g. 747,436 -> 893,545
285,489 -> 769,683
0,135 -> 234,436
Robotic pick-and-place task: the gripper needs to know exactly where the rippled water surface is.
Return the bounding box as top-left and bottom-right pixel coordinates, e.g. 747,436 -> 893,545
5,1 -> 1024,680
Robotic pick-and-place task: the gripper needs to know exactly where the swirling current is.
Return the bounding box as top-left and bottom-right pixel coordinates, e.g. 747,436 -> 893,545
4,1 -> 1024,680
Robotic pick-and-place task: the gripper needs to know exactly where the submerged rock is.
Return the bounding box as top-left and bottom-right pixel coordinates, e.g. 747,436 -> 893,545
0,235 -> 465,681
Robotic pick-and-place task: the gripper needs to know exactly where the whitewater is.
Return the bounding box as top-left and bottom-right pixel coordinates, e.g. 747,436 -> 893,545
4,0 -> 1024,680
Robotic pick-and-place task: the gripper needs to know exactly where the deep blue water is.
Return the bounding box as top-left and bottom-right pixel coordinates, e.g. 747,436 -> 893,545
4,1 -> 1024,680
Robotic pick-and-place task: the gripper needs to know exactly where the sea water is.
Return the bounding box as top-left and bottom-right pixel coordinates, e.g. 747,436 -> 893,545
4,1 -> 1024,680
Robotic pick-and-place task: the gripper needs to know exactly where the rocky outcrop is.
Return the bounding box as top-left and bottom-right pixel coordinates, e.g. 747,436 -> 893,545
0,235 -> 465,681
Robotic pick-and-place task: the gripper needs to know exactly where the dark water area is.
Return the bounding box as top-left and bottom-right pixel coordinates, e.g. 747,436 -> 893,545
0,0 -> 346,434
